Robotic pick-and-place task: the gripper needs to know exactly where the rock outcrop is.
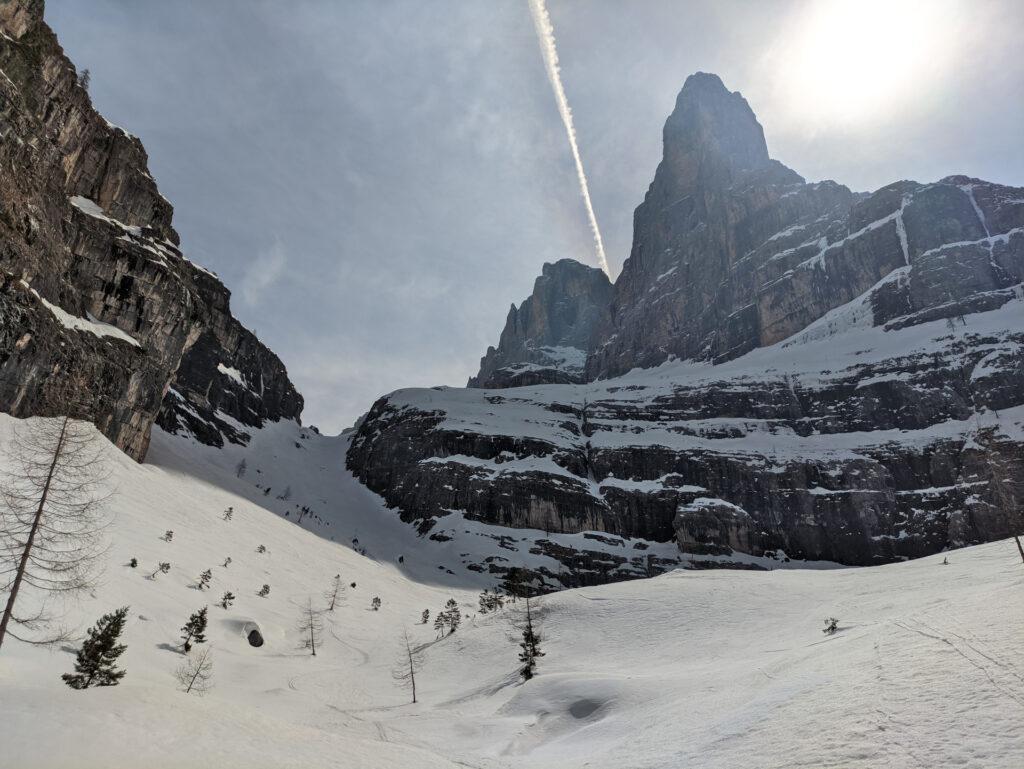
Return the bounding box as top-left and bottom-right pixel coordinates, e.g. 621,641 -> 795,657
0,1 -> 301,459
469,258 -> 612,388
349,73 -> 1024,583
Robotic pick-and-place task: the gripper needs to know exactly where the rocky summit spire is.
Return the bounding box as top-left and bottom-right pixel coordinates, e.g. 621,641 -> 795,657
656,72 -> 772,198
585,73 -> 826,380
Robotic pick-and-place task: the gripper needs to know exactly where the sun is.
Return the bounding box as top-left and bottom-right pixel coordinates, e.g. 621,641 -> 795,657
772,0 -> 961,129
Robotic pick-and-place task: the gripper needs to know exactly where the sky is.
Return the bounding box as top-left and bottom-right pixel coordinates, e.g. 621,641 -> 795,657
48,0 -> 1024,432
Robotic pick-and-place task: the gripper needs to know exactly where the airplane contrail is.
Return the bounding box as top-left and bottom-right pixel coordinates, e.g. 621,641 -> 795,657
527,0 -> 609,276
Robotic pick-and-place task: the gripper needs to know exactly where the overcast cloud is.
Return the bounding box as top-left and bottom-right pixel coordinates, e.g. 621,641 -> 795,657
48,0 -> 1024,432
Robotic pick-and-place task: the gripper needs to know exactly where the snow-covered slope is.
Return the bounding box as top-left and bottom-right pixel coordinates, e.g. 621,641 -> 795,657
3,413 -> 1023,768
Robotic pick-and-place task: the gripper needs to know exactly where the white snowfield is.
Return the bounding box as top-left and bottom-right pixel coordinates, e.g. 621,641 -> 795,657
2,413 -> 1023,768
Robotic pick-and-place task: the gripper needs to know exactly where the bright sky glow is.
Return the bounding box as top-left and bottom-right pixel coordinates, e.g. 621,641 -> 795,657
770,0 -> 962,128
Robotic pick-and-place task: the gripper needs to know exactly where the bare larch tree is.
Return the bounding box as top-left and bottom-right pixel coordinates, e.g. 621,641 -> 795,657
0,416 -> 110,651
392,628 -> 424,704
297,597 -> 323,656
175,646 -> 214,695
323,573 -> 344,611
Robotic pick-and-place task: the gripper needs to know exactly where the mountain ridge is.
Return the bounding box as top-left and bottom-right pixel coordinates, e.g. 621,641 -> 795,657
0,0 -> 302,459
353,74 -> 1024,582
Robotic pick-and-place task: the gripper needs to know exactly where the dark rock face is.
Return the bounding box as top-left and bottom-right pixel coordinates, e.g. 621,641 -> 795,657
469,258 -> 612,389
0,2 -> 301,459
349,72 -> 1024,579
588,72 -> 862,377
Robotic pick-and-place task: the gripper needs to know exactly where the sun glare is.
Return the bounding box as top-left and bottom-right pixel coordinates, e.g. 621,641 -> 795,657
774,0 -> 960,128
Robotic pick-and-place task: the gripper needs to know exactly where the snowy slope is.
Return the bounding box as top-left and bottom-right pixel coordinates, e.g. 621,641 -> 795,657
2,413 -> 1024,768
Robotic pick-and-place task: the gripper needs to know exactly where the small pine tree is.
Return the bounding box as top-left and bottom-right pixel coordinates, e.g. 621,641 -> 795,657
78,67 -> 91,91
444,598 -> 461,634
220,591 -> 235,609
421,609 -> 430,624
516,594 -> 544,681
223,507 -> 233,521
129,557 -> 138,568
478,589 -> 504,614
371,596 -> 382,611
502,567 -> 526,602
196,569 -> 212,590
162,530 -> 174,542
433,613 -> 446,638
62,607 -> 128,689
257,584 -> 270,597
222,557 -> 232,568
235,458 -> 247,478
181,607 -> 208,652
256,544 -> 267,554
823,617 -> 839,635
150,561 -> 171,579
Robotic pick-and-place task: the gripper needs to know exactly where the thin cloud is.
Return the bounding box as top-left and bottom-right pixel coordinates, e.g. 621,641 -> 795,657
240,241 -> 287,308
527,0 -> 609,275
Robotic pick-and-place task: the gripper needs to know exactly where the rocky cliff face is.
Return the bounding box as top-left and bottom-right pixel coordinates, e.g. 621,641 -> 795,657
0,0 -> 301,459
469,258 -> 612,388
588,73 -> 863,377
349,73 -> 1024,584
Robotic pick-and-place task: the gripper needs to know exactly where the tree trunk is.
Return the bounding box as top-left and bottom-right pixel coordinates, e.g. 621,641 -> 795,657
309,609 -> 316,656
407,643 -> 417,703
1015,535 -> 1024,565
0,418 -> 68,651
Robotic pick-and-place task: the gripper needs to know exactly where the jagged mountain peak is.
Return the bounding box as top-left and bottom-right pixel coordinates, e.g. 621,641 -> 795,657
468,257 -> 612,389
657,72 -> 775,195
